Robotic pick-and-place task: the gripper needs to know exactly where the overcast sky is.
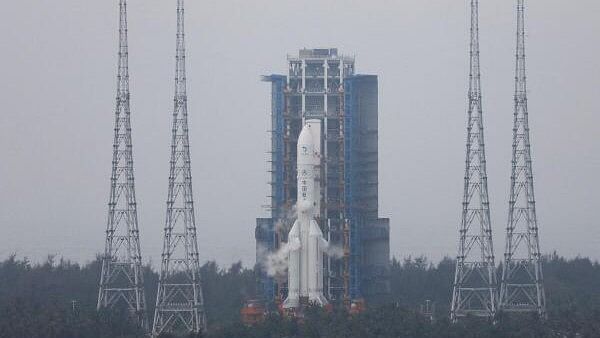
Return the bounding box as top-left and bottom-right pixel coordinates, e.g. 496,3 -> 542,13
0,0 -> 598,267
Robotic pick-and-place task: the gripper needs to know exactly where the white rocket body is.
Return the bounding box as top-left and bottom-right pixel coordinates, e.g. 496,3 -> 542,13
283,119 -> 328,308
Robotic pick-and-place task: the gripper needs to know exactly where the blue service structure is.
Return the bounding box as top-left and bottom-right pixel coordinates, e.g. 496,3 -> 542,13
256,48 -> 390,307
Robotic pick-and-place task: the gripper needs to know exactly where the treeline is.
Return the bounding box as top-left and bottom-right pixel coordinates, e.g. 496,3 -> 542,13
390,253 -> 600,321
0,256 -> 256,337
0,254 -> 599,337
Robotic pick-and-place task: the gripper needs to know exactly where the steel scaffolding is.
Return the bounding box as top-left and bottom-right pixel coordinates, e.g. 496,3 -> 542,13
152,0 -> 206,335
97,0 -> 148,330
499,0 -> 547,319
450,0 -> 498,321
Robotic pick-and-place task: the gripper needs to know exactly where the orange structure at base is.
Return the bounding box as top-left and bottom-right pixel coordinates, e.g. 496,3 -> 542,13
241,300 -> 266,325
349,299 -> 366,315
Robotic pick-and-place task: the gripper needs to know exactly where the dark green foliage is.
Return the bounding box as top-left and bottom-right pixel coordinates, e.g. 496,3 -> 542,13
205,305 -> 556,338
0,254 -> 599,337
201,261 -> 257,326
0,255 -> 254,337
390,256 -> 455,315
0,255 -> 145,338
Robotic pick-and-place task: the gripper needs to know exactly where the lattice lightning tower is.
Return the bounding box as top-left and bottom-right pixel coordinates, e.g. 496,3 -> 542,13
499,0 -> 546,318
97,0 -> 148,330
152,0 -> 207,335
450,0 -> 497,321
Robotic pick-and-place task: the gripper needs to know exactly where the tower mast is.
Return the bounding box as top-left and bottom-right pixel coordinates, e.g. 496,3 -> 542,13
450,0 -> 497,321
97,0 -> 148,330
152,0 -> 207,335
499,0 -> 547,318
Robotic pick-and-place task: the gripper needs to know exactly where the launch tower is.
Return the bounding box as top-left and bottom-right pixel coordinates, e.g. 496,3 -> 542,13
450,0 -> 498,321
257,48 -> 390,308
97,0 -> 148,329
152,0 -> 207,335
499,0 -> 547,318
98,0 -> 148,329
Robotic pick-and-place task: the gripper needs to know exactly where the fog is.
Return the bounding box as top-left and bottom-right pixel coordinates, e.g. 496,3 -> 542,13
0,0 -> 598,267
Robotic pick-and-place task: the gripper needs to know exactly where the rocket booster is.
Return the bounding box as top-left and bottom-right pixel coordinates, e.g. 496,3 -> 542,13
283,119 -> 329,309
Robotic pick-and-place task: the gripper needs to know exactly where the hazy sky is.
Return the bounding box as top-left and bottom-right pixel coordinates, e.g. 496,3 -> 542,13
0,0 -> 598,267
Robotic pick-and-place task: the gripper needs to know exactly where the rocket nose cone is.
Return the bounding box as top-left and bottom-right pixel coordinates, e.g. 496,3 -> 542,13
298,124 -> 314,149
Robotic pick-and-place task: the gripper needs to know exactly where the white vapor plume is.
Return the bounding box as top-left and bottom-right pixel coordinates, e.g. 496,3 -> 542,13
264,240 -> 300,277
327,244 -> 344,259
261,234 -> 341,278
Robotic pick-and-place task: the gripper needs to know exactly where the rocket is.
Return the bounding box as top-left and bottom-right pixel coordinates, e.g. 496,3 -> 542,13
283,119 -> 329,309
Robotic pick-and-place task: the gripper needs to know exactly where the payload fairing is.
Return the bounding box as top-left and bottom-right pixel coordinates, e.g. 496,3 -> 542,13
283,119 -> 329,308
